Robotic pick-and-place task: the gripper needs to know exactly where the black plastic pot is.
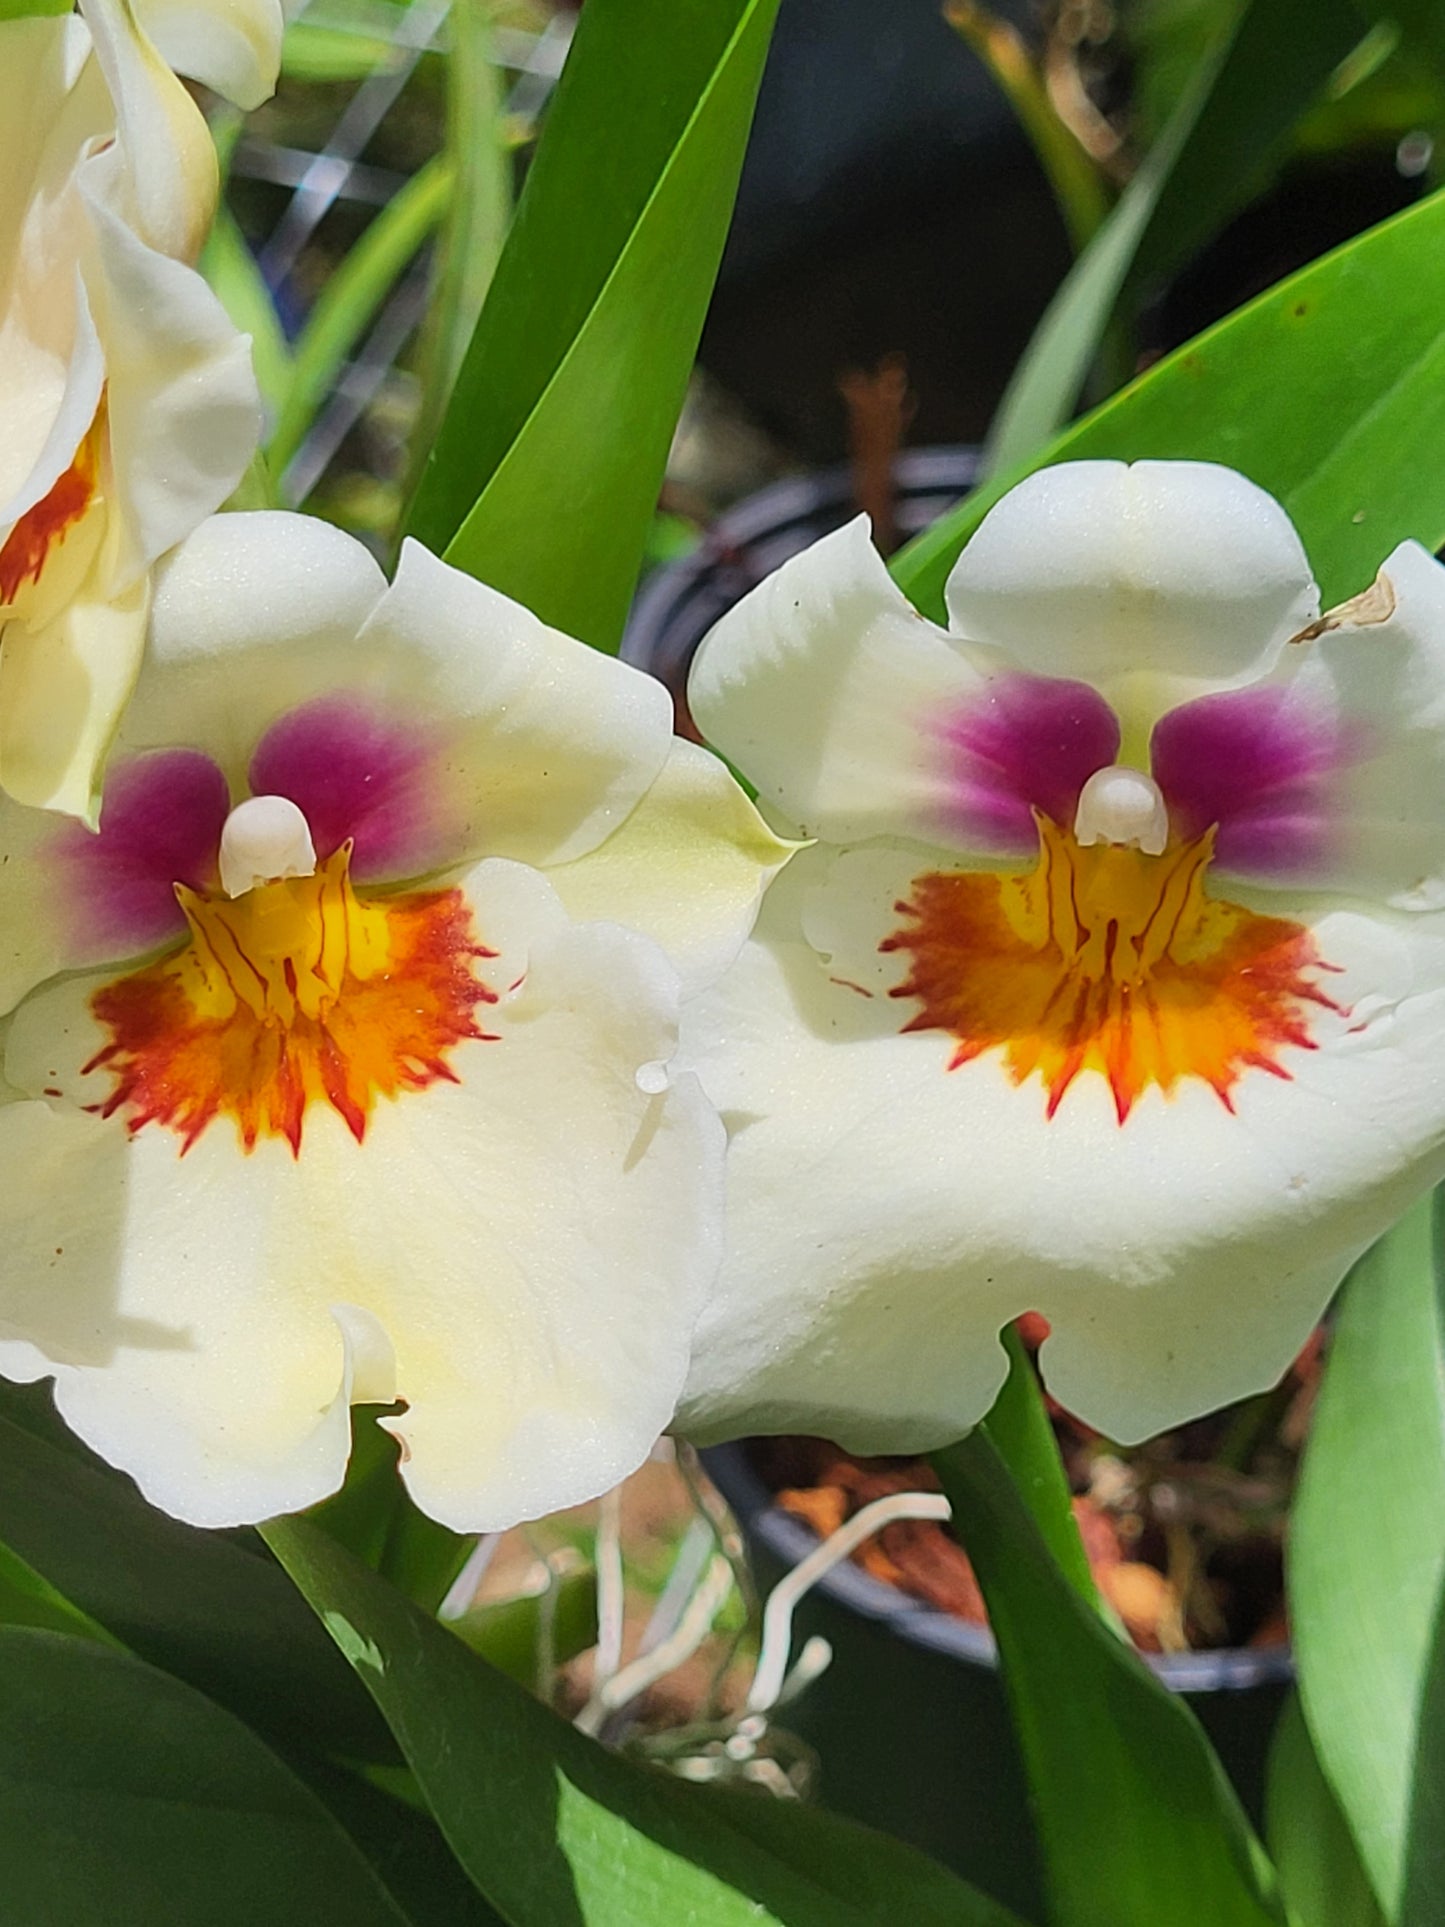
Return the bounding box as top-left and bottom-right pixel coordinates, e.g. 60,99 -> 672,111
705,1441 -> 1292,1925
621,446 -> 982,707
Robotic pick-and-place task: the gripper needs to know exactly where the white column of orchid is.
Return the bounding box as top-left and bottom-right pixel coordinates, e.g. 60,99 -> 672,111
680,459 -> 1445,1451
0,512 -> 789,1532
0,0 -> 261,822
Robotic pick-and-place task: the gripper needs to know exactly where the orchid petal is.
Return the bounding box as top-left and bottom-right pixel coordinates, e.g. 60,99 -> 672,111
1,862 -> 722,1530
0,551 -> 148,821
679,896 -> 1445,1450
689,514 -> 1118,856
1220,541 -> 1445,911
135,511 -> 390,781
361,539 -> 675,870
139,520 -> 674,877
0,10 -> 257,818
944,461 -> 1319,708
78,0 -> 218,264
132,0 -> 284,110
546,739 -> 795,998
81,196 -> 263,585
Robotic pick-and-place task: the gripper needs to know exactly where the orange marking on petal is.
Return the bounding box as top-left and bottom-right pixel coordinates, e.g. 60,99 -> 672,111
884,815 -> 1342,1123
0,412 -> 103,607
85,846 -> 499,1155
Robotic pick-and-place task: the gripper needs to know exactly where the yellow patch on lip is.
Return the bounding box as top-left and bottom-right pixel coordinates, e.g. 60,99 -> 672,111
85,845 -> 497,1154
882,815 -> 1343,1122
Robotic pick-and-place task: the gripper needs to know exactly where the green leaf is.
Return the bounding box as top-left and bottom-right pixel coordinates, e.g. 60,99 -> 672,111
895,184 -> 1445,616
0,0 -> 70,16
979,1326 -> 1097,1609
263,1513 -> 1030,1926
269,157 -> 452,483
407,0 -> 780,652
932,1431 -> 1285,1927
1290,1194 -> 1445,1921
1127,0 -> 1367,290
200,207 -> 294,425
0,1538 -> 119,1646
1357,0 -> 1445,90
304,1757 -> 508,1927
0,1627 -> 411,1926
1266,1694 -> 1387,1927
0,1382 -> 390,1761
449,1564 -> 598,1688
282,18 -> 406,81
985,0 -> 1366,473
983,28 -> 1221,473
307,1408 -> 472,1616
407,0 -> 512,494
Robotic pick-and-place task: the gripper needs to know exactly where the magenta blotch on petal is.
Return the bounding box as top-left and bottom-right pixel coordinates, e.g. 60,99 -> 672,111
935,672 -> 1121,851
248,695 -> 451,881
1151,684 -> 1354,880
50,749 -> 230,955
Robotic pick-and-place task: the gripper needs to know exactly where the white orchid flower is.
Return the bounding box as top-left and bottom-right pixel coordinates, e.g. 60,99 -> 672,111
0,512 -> 789,1531
0,2 -> 260,821
134,0 -> 285,110
680,459 -> 1445,1451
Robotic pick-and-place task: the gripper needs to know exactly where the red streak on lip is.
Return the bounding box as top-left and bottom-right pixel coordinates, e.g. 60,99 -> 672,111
0,416 -> 101,607
85,856 -> 500,1157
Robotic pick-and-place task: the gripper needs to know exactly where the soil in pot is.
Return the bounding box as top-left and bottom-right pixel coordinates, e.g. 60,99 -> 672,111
753,1317 -> 1319,1660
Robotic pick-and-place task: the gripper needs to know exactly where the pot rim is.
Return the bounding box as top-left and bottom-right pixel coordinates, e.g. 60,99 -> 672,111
703,1440 -> 1295,1695
622,444 -> 985,676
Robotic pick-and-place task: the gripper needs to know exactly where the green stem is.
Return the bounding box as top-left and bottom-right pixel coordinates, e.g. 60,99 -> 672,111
267,154 -> 454,482
944,0 -> 1111,254
403,0 -> 512,526
972,1323 -> 1100,1610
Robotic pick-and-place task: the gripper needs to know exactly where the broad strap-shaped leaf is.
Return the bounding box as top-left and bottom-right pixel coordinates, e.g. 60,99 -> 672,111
1266,1694 -> 1387,1927
406,0 -> 781,652
0,1382 -> 390,1761
0,1627 -> 411,1926
896,184 -> 1445,614
1125,0 -> 1366,289
1352,0 -> 1445,90
0,1537 -> 118,1646
306,1409 -> 472,1618
302,1755 -> 508,1927
985,0 -> 1365,471
1290,1195 -> 1445,1922
933,1432 -> 1286,1927
263,1514 -> 1030,1927
980,1326 -> 1097,1609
